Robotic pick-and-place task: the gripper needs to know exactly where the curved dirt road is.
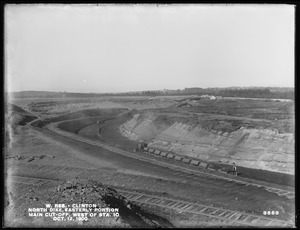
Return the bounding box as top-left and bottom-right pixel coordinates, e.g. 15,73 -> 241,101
28,118 -> 294,226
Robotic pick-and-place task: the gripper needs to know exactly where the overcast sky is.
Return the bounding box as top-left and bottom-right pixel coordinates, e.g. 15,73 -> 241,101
5,4 -> 294,93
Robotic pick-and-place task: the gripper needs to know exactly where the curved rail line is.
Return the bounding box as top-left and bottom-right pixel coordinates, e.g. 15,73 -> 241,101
7,175 -> 293,227
38,121 -> 294,200
141,148 -> 295,199
116,189 -> 293,227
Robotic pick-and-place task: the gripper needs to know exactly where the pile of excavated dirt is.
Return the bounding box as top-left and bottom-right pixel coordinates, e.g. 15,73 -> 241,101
5,104 -> 38,148
6,104 -> 37,129
120,110 -> 294,174
29,100 -> 126,115
5,178 -> 173,228
113,98 -> 176,110
57,117 -> 112,134
32,108 -> 128,128
119,112 -> 169,142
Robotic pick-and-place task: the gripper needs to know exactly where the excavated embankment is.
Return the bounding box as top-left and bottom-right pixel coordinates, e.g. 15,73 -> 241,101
119,111 -> 294,175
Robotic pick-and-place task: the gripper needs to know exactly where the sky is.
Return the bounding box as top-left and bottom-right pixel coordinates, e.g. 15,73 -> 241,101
5,4 -> 295,93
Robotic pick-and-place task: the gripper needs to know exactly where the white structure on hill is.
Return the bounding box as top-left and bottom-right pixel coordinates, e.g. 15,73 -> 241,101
200,95 -> 216,100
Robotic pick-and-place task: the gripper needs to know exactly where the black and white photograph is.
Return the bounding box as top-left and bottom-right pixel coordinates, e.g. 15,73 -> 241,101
4,4 -> 295,228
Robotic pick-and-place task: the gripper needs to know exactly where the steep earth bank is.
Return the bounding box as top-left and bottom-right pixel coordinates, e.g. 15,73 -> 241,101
119,110 -> 294,175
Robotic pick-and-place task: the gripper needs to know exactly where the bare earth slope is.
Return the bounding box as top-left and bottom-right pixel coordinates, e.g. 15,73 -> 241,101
4,105 -> 173,228
5,97 -> 295,227
120,99 -> 294,174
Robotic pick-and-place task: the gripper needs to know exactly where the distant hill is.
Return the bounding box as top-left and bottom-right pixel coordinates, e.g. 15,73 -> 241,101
7,86 -> 294,100
8,91 -> 101,98
172,87 -> 294,100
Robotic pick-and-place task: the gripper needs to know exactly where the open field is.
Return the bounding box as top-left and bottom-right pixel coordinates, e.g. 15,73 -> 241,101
5,94 -> 295,227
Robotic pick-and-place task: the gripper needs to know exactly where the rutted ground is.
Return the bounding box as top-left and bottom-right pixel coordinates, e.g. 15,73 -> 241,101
119,99 -> 294,174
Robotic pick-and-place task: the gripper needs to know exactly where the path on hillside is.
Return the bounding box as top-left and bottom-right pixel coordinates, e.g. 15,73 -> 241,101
24,109 -> 295,225
25,125 -> 293,221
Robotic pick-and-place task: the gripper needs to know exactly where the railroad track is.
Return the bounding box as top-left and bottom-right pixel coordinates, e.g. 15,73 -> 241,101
116,189 -> 293,227
6,175 -> 293,227
41,123 -> 294,200
141,149 -> 295,200
6,174 -> 59,188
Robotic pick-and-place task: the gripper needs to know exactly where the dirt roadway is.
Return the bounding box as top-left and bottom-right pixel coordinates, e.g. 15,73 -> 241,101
84,116 -> 294,188
5,123 -> 295,227
39,122 -> 295,222
79,115 -> 137,151
5,101 -> 295,226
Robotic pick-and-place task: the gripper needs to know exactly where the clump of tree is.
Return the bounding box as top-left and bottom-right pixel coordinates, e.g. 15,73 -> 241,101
217,88 -> 271,98
215,88 -> 294,100
179,87 -> 294,100
141,91 -> 161,96
10,87 -> 294,100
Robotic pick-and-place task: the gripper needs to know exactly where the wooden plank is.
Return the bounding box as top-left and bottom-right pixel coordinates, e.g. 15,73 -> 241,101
154,150 -> 161,155
174,156 -> 183,161
160,152 -> 167,157
180,204 -> 192,210
166,153 -> 174,159
182,158 -> 191,164
191,160 -> 200,166
185,205 -> 199,212
199,162 -> 209,168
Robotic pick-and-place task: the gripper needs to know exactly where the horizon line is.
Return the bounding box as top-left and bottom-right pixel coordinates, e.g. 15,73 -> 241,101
5,86 -> 295,94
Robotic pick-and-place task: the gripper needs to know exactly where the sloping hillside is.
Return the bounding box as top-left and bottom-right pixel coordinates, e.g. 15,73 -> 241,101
119,101 -> 294,174
31,108 -> 128,128
5,104 -> 38,147
7,104 -> 37,128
